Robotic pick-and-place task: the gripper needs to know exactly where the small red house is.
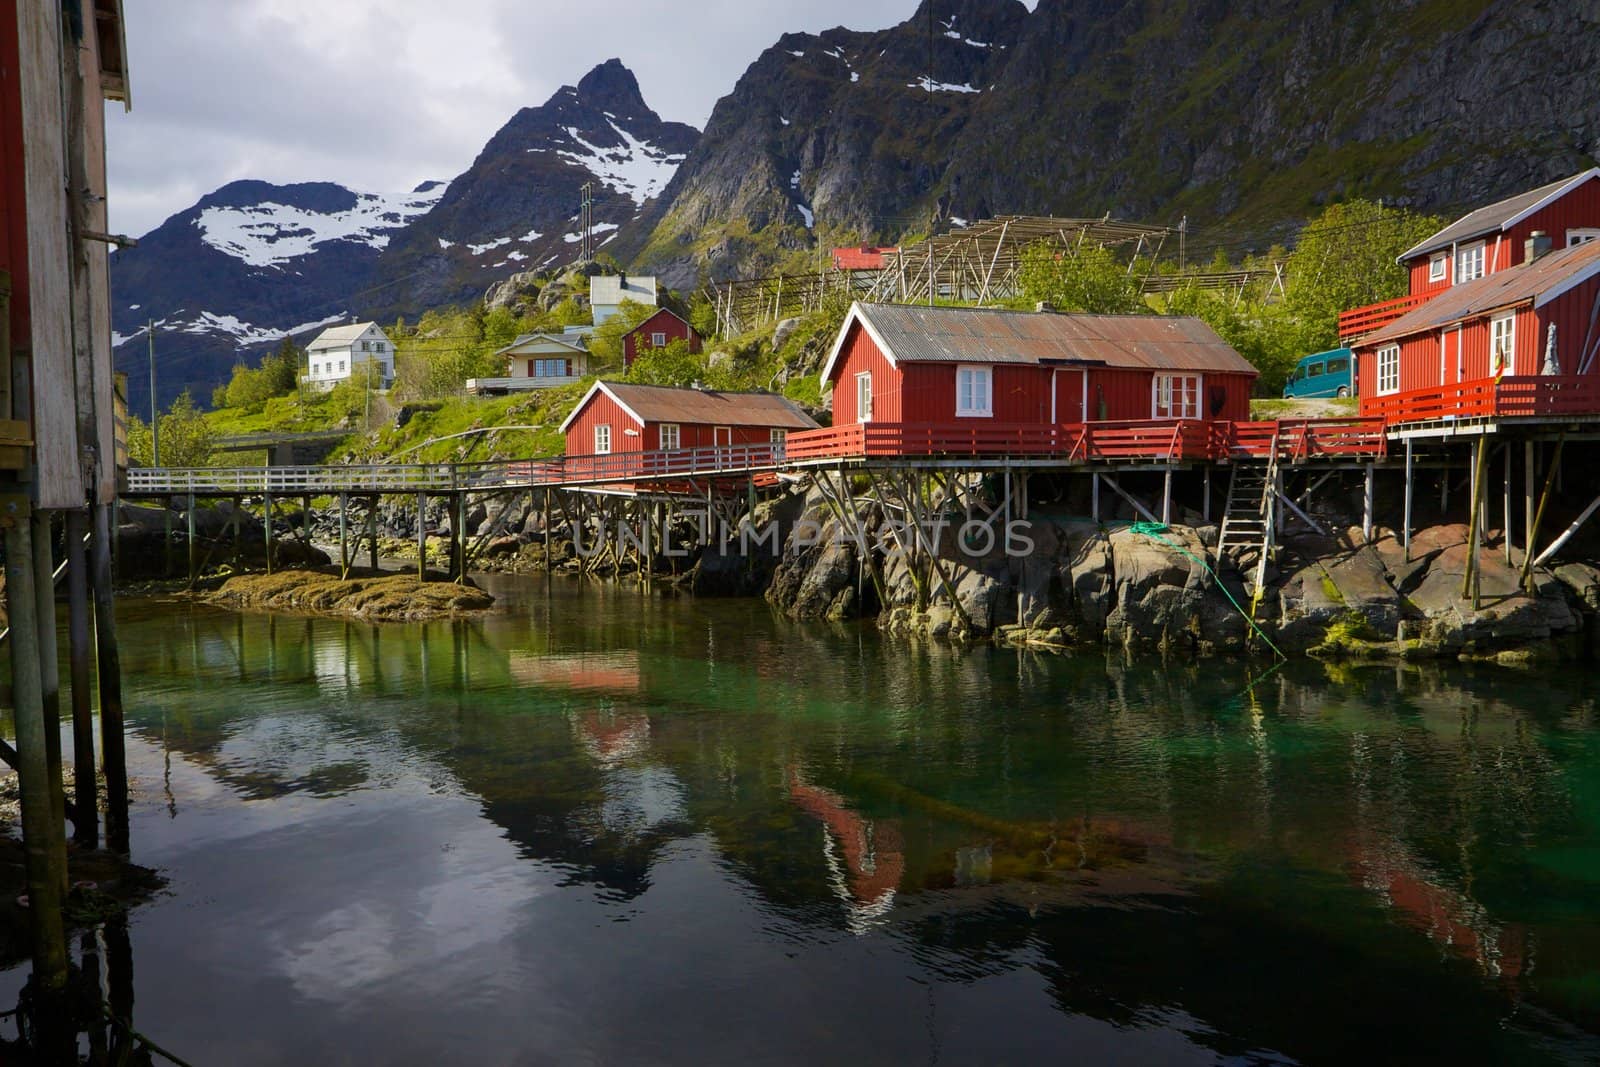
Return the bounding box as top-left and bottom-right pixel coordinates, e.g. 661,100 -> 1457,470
1356,237 -> 1600,415
818,303 -> 1257,429
622,309 -> 702,370
1398,168 -> 1600,297
560,381 -> 819,456
832,246 -> 899,271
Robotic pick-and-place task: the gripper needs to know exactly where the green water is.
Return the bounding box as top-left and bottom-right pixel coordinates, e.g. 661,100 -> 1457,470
5,574 -> 1600,1064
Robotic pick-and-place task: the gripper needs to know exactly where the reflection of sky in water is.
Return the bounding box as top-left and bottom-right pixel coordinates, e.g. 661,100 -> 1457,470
4,583 -> 1595,1065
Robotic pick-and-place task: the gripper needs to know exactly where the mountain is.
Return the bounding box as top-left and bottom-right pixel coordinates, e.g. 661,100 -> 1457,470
618,0 -> 1029,287
110,179 -> 446,416
369,59 -> 699,317
626,0 -> 1600,282
114,60 -> 697,413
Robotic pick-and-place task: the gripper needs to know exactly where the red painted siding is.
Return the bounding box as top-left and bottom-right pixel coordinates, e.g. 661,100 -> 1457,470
646,422 -> 775,450
565,392 -> 642,456
1356,303 -> 1542,396
623,309 -> 702,369
829,323 -> 901,424
1538,274 -> 1600,374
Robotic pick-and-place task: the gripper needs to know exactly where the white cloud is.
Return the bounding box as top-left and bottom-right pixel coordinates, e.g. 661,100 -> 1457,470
105,2 -> 1037,238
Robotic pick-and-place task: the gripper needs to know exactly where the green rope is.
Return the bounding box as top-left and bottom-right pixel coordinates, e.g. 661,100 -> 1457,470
1127,521 -> 1288,661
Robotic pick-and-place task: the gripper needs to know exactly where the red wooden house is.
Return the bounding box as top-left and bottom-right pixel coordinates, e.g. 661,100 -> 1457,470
560,381 -> 819,456
1341,169 -> 1600,341
832,246 -> 899,271
1356,236 -> 1600,421
816,303 -> 1257,431
622,309 -> 702,370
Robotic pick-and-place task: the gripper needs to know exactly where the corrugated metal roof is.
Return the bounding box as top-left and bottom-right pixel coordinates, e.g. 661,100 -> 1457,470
1401,170 -> 1600,260
590,275 -> 658,307
855,304 -> 1258,374
1366,238 -> 1600,344
306,321 -> 378,350
599,382 -> 820,429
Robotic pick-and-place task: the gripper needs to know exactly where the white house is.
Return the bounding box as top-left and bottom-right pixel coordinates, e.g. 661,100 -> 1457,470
590,273 -> 658,326
466,332 -> 590,395
305,322 -> 394,391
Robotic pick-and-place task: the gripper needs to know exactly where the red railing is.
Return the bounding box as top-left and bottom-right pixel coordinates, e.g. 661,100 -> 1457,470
1360,375 -> 1600,424
784,418 -> 1388,464
1338,293 -> 1434,341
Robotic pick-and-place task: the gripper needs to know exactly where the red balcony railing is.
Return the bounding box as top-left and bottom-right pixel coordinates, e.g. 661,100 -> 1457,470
1338,293 -> 1435,342
1361,375 -> 1600,424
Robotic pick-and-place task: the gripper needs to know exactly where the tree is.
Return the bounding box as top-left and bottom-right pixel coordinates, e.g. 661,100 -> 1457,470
1018,241 -> 1146,314
1284,199 -> 1444,348
587,299 -> 659,368
126,391 -> 215,467
625,338 -> 702,387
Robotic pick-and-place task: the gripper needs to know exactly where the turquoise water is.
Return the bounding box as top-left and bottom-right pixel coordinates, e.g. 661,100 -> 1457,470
5,574 -> 1600,1064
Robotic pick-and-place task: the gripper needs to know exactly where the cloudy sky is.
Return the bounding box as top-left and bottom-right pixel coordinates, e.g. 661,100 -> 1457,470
106,0 -> 1034,238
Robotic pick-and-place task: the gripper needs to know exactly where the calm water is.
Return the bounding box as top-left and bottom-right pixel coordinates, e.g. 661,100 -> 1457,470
5,575 -> 1600,1064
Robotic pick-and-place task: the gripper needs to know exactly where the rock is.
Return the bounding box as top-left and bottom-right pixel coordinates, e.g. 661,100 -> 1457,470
706,350 -> 732,369
772,317 -> 801,352
484,270 -> 542,312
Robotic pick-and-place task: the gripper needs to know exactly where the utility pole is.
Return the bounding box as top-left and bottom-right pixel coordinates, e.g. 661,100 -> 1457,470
927,1 -> 935,307
147,318 -> 158,466
580,182 -> 594,265
1179,215 -> 1188,272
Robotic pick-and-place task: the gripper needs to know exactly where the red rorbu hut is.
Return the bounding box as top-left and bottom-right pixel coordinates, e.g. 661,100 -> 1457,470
816,302 -> 1257,432
622,308 -> 702,370
560,381 -> 818,457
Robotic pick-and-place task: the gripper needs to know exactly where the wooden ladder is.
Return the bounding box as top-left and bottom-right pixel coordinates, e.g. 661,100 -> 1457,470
1217,434 -> 1280,608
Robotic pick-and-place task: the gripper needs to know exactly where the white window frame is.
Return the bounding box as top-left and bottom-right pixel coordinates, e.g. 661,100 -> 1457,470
651,332 -> 667,347
1428,253 -> 1448,282
1376,345 -> 1400,396
955,364 -> 993,418
594,424 -> 611,454
1490,312 -> 1515,377
1568,228 -> 1600,247
770,428 -> 787,445
1151,373 -> 1201,419
659,423 -> 680,451
1456,241 -> 1486,283
855,372 -> 872,422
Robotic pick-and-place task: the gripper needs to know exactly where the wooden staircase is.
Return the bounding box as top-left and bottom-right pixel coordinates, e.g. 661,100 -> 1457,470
1217,437 -> 1281,604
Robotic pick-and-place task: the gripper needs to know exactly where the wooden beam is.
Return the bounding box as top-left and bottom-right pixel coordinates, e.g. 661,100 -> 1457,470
1533,489 -> 1600,568
1098,474 -> 1160,525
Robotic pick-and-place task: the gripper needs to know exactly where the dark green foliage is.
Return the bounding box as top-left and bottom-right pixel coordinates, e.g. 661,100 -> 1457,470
1017,243 -> 1146,315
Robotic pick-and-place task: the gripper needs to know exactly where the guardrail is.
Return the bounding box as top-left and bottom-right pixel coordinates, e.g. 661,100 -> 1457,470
1338,293 -> 1433,341
1359,375 -> 1600,424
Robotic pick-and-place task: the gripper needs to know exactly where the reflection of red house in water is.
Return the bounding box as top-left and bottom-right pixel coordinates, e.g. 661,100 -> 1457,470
1352,846 -> 1528,980
575,708 -> 652,766
789,768 -> 904,924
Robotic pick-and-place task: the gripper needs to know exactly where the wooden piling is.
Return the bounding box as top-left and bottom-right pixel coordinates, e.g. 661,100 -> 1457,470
1504,443 -> 1514,564
1362,463 -> 1374,543
455,493 -> 467,583
338,492 -> 349,579
367,497 -> 379,572
66,510 -> 97,847
417,493 -> 427,581
1403,438 -> 1414,562
185,492 -> 196,588
2,503 -> 70,992
1464,437 -> 1489,608
31,511 -> 67,860
263,492 -> 273,575
92,499 -> 129,854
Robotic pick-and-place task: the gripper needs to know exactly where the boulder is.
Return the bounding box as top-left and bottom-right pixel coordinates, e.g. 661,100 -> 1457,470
772,317 -> 801,352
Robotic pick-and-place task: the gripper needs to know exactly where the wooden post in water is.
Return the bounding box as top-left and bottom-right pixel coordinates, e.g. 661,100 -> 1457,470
31,510 -> 67,857
368,496 -> 379,572
338,493 -> 349,579
543,488 -> 552,576
1362,464 -> 1374,543
92,499 -> 129,853
66,510 -> 97,847
455,493 -> 467,583
417,493 -> 427,580
1464,437 -> 1489,608
185,492 -> 197,588
2,502 -> 70,992
263,492 -> 273,575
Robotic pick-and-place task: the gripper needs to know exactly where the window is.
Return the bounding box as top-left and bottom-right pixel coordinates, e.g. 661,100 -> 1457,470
1376,345 -> 1400,395
1490,312 -> 1515,376
338,360 -> 346,373
955,365 -> 993,417
651,332 -> 667,347
855,372 -> 872,422
1429,253 -> 1448,282
1569,228 -> 1600,247
659,423 -> 680,450
770,428 -> 787,445
1456,241 -> 1486,283
1327,357 -> 1350,375
1306,362 -> 1325,378
1152,374 -> 1200,419
594,424 -> 611,454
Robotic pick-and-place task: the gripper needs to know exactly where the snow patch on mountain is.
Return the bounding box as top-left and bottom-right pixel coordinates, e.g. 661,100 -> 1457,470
194,184 -> 447,269
553,120 -> 686,205
909,78 -> 981,93
563,222 -> 620,244
469,236 -> 512,256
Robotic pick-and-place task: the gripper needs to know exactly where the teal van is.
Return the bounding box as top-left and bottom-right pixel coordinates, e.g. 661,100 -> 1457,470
1283,347 -> 1354,399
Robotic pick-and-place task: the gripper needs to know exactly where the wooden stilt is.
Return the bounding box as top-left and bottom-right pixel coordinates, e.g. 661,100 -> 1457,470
1362,463 -> 1374,543
66,510 -> 98,847
185,492 -> 196,588
92,500 -> 129,854
368,497 -> 379,572
263,491 -> 273,575
1504,443 -> 1514,564
1533,489 -> 1600,569
1403,439 -> 1414,562
417,493 -> 428,580
2,504 -> 70,992
455,493 -> 467,583
31,511 -> 67,858
1464,437 -> 1489,608
1525,441 -> 1536,565
1161,467 -> 1173,525
543,489 -> 552,576
1202,466 -> 1211,523
1091,472 -> 1100,523
337,493 -> 349,579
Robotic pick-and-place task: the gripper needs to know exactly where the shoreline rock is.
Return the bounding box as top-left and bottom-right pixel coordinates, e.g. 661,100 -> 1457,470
205,569 -> 493,622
